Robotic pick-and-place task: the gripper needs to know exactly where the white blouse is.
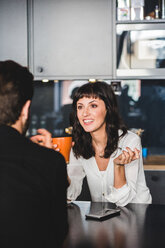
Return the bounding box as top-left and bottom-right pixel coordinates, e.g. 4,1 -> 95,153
67,131 -> 152,207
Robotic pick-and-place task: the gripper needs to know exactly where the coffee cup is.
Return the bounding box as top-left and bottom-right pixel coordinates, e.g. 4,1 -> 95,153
52,136 -> 72,163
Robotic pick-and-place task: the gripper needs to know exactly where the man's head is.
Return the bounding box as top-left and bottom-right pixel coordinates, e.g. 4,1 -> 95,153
0,60 -> 34,134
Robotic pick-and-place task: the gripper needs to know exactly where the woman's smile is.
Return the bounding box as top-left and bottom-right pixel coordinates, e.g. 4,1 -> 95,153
83,119 -> 94,125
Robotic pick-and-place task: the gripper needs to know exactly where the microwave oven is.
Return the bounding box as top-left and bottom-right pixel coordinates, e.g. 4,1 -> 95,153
116,23 -> 165,78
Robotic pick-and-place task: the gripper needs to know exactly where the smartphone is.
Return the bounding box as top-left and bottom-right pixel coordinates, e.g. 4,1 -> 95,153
85,208 -> 120,221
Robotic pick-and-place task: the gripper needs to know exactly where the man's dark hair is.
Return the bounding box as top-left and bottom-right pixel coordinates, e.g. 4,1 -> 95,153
72,81 -> 127,159
0,60 -> 34,125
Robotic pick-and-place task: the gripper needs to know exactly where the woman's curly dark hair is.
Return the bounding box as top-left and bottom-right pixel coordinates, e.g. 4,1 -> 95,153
71,81 -> 127,159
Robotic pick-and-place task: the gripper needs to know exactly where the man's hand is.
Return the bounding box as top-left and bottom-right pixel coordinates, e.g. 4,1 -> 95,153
30,128 -> 53,149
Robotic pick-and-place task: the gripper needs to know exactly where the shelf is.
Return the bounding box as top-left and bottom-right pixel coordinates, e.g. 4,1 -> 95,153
116,19 -> 165,24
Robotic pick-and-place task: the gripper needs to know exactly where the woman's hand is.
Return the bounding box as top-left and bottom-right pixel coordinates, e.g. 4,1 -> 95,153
114,147 -> 140,167
30,128 -> 53,149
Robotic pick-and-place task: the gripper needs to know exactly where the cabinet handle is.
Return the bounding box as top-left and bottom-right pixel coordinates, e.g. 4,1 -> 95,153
37,67 -> 44,73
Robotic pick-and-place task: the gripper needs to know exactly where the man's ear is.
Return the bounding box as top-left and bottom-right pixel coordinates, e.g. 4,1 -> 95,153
21,100 -> 31,121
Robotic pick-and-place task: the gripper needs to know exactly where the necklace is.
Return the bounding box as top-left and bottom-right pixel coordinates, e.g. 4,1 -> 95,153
99,154 -> 104,158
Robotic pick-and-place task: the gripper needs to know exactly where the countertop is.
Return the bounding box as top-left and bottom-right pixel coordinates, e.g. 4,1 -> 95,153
144,155 -> 165,170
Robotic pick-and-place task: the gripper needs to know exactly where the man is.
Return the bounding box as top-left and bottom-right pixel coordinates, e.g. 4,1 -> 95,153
0,60 -> 68,247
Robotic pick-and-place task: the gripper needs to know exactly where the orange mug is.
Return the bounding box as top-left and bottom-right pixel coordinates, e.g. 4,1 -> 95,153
52,136 -> 72,163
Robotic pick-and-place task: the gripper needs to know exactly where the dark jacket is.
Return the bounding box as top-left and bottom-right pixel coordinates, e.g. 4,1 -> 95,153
0,125 -> 68,248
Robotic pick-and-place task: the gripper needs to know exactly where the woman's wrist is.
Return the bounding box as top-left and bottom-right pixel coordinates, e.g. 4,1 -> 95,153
114,162 -> 125,168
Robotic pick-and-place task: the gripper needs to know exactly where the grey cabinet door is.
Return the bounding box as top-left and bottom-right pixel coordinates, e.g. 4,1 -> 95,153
31,0 -> 113,79
145,170 -> 165,205
0,0 -> 28,66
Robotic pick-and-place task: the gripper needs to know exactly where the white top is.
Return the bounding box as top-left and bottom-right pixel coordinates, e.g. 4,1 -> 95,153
67,130 -> 152,207
100,171 -> 106,177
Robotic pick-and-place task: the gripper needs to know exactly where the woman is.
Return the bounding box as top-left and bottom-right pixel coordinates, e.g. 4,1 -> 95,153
67,81 -> 152,206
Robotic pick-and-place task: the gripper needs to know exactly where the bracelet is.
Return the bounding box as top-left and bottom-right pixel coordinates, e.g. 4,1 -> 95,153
114,163 -> 125,168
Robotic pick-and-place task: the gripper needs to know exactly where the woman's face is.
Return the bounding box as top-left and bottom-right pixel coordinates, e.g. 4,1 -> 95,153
77,96 -> 107,134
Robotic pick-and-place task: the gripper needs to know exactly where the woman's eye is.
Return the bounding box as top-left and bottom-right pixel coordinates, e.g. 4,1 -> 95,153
91,104 -> 97,108
77,105 -> 82,110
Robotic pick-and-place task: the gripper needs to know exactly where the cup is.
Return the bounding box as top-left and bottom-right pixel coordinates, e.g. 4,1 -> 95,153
52,136 -> 72,163
142,147 -> 148,159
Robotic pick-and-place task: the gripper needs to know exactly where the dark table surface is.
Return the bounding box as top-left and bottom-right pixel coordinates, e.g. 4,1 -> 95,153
64,201 -> 165,248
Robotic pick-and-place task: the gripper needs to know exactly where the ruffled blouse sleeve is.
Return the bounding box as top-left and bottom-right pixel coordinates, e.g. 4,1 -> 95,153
105,132 -> 152,206
67,149 -> 86,201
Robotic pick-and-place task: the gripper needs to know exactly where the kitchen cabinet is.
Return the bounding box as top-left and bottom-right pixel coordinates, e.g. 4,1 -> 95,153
30,0 -> 113,80
145,170 -> 165,205
0,0 -> 28,66
1,0 -> 165,79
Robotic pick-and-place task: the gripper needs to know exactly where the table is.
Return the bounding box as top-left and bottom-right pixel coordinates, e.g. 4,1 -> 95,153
64,201 -> 165,248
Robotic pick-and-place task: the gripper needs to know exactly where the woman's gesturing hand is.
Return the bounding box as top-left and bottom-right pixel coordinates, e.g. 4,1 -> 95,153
30,128 -> 53,149
114,147 -> 140,167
